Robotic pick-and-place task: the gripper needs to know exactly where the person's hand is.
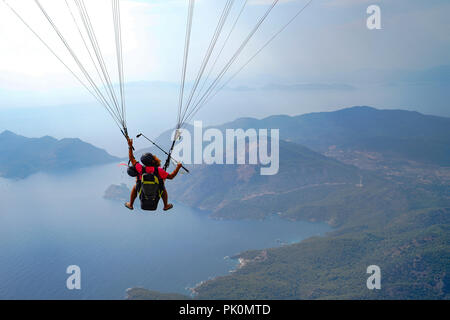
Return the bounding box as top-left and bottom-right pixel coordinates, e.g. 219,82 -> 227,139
127,138 -> 133,148
177,162 -> 183,169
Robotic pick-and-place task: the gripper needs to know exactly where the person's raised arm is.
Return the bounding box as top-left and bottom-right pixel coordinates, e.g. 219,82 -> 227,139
166,163 -> 182,180
127,138 -> 137,166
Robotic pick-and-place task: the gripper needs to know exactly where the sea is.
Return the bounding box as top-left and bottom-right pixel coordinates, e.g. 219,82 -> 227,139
0,163 -> 330,299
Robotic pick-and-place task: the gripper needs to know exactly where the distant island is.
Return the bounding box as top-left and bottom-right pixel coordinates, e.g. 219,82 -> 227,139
0,130 -> 119,179
104,183 -> 131,202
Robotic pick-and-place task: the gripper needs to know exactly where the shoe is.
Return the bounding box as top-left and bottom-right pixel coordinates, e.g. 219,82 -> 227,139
163,204 -> 173,211
124,202 -> 134,211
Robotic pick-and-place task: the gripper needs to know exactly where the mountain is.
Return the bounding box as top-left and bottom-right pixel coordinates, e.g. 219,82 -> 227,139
167,137 -> 447,228
128,106 -> 450,300
140,106 -> 450,173
218,106 -> 450,166
169,139 -> 378,225
133,122 -> 372,224
0,130 -> 119,179
140,107 -> 448,225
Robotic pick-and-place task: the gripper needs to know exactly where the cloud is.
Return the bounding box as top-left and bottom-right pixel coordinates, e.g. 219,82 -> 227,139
263,82 -> 356,91
227,82 -> 356,91
0,0 -> 162,85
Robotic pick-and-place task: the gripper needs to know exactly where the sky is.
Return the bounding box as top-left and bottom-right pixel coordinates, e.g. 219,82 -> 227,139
0,0 -> 449,155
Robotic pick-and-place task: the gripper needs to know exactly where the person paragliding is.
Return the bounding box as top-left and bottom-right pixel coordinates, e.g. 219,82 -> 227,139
125,137 -> 182,211
3,0 -> 313,212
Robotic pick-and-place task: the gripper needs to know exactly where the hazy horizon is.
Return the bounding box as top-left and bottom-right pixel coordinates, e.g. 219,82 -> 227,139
1,104 -> 448,158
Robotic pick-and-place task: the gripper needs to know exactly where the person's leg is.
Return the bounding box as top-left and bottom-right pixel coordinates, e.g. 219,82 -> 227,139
162,189 -> 168,206
130,184 -> 137,206
162,188 -> 173,210
125,183 -> 138,210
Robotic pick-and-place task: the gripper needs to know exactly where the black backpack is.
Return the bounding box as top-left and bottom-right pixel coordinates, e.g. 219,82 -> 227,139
127,163 -> 139,177
138,166 -> 163,211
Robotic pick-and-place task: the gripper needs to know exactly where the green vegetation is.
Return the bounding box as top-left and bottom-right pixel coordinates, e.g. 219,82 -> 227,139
195,207 -> 450,299
129,107 -> 450,300
222,106 -> 450,166
170,140 -> 363,221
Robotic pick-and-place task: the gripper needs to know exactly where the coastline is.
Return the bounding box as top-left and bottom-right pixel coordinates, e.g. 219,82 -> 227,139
126,220 -> 331,300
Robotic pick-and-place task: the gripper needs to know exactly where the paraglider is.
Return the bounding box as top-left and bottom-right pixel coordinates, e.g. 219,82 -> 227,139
2,0 -> 313,211
125,137 -> 182,211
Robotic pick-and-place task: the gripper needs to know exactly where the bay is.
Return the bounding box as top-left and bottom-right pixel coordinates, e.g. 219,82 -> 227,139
0,163 -> 330,299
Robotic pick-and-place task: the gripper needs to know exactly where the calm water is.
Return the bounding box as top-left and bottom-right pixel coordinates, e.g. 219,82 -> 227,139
0,163 -> 330,299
